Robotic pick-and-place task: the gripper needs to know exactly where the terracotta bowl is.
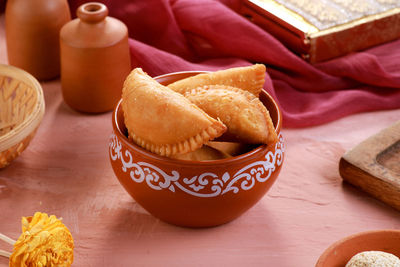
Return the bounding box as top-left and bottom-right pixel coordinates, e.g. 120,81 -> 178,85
316,229 -> 400,267
108,71 -> 284,227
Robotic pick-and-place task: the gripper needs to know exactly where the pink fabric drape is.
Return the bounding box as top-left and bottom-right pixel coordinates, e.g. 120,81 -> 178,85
68,0 -> 400,127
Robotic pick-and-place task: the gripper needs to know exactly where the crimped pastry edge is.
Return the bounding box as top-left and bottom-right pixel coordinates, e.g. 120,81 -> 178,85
167,64 -> 266,96
127,118 -> 227,157
184,84 -> 277,144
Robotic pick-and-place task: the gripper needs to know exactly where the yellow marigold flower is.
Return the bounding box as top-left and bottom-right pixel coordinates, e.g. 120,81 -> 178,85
9,212 -> 74,267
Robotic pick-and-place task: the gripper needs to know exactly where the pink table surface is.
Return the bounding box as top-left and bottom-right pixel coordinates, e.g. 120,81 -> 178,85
1,15 -> 400,267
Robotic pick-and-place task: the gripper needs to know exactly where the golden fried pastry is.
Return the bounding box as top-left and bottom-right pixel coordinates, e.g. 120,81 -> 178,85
171,145 -> 231,161
207,141 -> 256,157
167,64 -> 266,96
184,85 -> 277,144
122,68 -> 227,157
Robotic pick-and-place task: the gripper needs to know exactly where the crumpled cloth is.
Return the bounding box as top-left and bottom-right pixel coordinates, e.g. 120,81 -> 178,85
68,0 -> 399,127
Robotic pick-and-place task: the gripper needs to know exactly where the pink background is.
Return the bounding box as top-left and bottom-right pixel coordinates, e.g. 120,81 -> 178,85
1,14 -> 400,266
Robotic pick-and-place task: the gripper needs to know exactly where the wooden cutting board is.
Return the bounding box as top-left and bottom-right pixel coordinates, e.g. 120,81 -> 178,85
339,120 -> 400,210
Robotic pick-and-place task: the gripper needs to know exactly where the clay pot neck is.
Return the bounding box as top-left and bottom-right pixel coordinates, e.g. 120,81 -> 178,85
77,2 -> 108,23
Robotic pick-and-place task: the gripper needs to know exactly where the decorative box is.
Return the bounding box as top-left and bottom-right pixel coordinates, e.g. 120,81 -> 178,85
240,0 -> 400,63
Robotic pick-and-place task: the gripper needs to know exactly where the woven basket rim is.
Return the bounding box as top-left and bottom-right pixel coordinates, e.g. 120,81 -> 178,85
0,64 -> 45,152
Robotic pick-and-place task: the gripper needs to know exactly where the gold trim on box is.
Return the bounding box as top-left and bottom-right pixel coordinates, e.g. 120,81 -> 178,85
247,0 -> 319,34
311,7 -> 400,38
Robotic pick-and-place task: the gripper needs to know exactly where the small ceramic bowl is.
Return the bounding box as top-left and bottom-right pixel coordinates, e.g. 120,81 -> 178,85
0,64 -> 45,168
316,229 -> 400,267
108,71 -> 284,227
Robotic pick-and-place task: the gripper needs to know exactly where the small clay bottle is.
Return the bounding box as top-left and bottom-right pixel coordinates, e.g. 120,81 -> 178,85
60,2 -> 132,113
5,0 -> 71,80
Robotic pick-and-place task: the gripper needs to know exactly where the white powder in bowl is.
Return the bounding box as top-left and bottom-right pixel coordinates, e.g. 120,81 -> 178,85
346,251 -> 400,267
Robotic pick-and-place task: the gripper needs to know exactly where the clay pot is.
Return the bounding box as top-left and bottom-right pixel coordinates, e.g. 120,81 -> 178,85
60,2 -> 131,113
5,0 -> 71,81
316,230 -> 400,267
108,71 -> 284,227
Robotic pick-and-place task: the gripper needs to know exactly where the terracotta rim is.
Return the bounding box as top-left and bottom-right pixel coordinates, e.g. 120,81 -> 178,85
77,2 -> 108,23
316,229 -> 400,266
112,70 -> 282,166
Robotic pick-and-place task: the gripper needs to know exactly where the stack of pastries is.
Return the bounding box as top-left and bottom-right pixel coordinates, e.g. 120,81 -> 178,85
121,64 -> 277,161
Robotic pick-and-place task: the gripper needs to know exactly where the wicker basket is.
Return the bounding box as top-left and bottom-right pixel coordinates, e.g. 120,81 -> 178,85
0,64 -> 45,168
